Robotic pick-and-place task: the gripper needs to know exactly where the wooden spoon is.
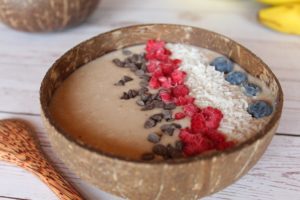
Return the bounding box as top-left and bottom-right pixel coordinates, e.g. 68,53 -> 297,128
0,119 -> 84,200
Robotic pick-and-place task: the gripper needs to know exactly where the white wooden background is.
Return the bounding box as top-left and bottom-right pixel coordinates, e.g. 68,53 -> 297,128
0,0 -> 299,199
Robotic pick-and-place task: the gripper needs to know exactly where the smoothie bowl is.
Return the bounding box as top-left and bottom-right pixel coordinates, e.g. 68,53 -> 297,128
40,24 -> 283,200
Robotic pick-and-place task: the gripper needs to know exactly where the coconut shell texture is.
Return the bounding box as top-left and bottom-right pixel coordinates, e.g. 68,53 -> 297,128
0,0 -> 100,32
40,24 -> 283,200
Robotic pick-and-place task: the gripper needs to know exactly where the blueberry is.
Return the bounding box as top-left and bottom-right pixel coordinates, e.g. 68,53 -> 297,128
225,71 -> 247,85
247,101 -> 273,118
243,82 -> 261,96
210,56 -> 233,73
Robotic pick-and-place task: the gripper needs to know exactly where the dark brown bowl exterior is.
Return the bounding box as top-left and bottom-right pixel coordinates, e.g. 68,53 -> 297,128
40,24 -> 283,200
0,0 -> 100,32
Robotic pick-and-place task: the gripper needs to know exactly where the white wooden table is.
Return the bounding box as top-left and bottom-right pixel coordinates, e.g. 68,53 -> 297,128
0,0 -> 299,199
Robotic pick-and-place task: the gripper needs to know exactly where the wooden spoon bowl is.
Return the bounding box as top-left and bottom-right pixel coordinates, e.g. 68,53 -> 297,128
40,24 -> 284,200
0,119 -> 83,200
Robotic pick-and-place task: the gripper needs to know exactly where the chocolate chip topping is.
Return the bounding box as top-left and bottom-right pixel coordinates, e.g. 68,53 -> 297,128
122,49 -> 132,56
112,58 -> 124,67
167,144 -> 182,159
175,141 -> 183,151
123,75 -> 133,82
120,92 -> 130,100
138,87 -> 149,95
136,99 -> 145,106
162,110 -> 173,121
140,74 -> 151,81
141,103 -> 155,111
114,80 -> 125,86
150,113 -> 164,122
135,69 -> 145,77
171,123 -> 182,129
153,100 -> 164,108
120,89 -> 138,100
163,103 -> 177,110
147,133 -> 160,143
152,144 -> 168,158
160,124 -> 175,136
140,93 -> 151,102
124,62 -> 137,70
139,80 -> 148,88
141,153 -> 155,161
144,119 -> 156,129
140,64 -> 147,72
128,89 -> 138,98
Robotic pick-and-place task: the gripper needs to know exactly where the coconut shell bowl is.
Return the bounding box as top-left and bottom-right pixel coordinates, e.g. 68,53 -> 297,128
40,24 -> 283,200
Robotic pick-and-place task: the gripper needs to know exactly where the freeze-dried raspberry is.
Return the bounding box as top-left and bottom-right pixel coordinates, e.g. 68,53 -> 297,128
147,60 -> 159,73
203,130 -> 235,150
172,85 -> 189,97
152,68 -> 164,78
161,79 -> 173,89
158,76 -> 167,83
179,129 -> 213,156
201,107 -> 223,129
149,77 -> 160,89
183,103 -> 200,117
146,39 -> 165,53
171,70 -> 187,85
185,96 -> 195,104
172,59 -> 182,67
191,113 -> 207,134
159,90 -> 172,103
161,62 -> 175,75
216,140 -> 235,150
174,112 -> 186,120
174,96 -> 188,106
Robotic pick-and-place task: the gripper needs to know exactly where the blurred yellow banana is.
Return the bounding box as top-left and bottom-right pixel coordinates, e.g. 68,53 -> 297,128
257,0 -> 300,5
258,4 -> 300,35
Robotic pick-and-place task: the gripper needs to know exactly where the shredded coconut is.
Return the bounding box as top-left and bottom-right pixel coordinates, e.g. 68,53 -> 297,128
167,43 -> 269,142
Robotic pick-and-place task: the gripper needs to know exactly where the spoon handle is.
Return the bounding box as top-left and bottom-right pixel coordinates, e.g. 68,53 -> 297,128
0,119 -> 83,200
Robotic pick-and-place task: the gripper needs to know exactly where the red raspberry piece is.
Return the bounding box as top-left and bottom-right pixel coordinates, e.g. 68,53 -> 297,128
172,85 -> 189,97
191,113 -> 207,134
175,112 -> 186,120
203,130 -> 235,150
171,70 -> 187,85
201,107 -> 223,129
174,96 -> 188,106
158,76 -> 173,89
158,76 -> 167,83
149,77 -> 160,89
183,103 -> 200,117
161,78 -> 173,89
203,130 -> 225,145
152,68 -> 164,78
146,39 -> 165,53
159,90 -> 172,103
185,96 -> 195,104
155,48 -> 171,61
172,59 -> 182,67
179,129 -> 213,156
147,60 -> 159,73
178,128 -> 193,142
217,140 -> 235,150
160,62 -> 175,75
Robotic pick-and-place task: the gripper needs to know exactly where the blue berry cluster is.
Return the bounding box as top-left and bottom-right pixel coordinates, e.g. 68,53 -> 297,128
247,101 -> 273,119
210,56 -> 273,119
210,56 -> 233,73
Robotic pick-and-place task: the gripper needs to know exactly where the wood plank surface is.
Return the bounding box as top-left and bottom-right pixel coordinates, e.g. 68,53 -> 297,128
0,0 -> 299,199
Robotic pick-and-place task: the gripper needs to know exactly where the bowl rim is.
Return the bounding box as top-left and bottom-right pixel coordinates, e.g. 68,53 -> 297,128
40,23 -> 284,165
